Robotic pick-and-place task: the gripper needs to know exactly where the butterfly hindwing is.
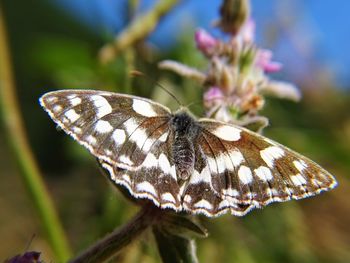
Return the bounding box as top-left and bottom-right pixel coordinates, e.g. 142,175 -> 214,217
100,123 -> 182,210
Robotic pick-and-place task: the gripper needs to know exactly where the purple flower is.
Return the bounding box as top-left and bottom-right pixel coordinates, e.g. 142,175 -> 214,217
203,86 -> 225,108
195,29 -> 218,56
5,251 -> 42,263
255,49 -> 282,73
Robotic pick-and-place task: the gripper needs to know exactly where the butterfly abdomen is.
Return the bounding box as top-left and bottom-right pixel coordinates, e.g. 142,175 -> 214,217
173,136 -> 195,180
171,112 -> 199,180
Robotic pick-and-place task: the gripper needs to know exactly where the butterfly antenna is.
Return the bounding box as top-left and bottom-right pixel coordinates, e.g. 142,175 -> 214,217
184,100 -> 205,113
130,70 -> 183,107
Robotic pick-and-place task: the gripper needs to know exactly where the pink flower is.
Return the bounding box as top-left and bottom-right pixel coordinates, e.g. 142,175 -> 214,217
195,29 -> 218,56
203,86 -> 225,108
255,49 -> 282,73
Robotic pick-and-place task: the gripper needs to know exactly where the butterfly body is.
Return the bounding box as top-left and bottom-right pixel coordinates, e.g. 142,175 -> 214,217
40,90 -> 337,217
171,111 -> 200,181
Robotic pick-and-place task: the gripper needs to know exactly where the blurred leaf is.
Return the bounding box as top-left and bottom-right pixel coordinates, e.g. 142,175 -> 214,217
153,226 -> 198,263
162,214 -> 208,238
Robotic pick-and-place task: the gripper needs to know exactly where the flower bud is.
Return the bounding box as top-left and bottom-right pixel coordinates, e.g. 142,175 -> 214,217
216,0 -> 250,35
195,29 -> 218,56
204,86 -> 225,108
255,49 -> 282,73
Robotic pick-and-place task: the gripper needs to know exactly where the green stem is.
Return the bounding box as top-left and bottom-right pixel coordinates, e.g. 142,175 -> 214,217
69,204 -> 160,263
99,0 -> 180,64
0,9 -> 71,262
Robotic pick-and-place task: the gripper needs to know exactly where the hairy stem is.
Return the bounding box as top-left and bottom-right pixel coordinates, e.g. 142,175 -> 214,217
0,9 -> 71,262
99,0 -> 180,64
69,204 -> 160,263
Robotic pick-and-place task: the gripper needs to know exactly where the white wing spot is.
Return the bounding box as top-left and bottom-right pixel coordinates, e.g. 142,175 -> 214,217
142,153 -> 158,168
189,170 -> 202,185
293,159 -> 308,172
254,166 -> 273,182
291,173 -> 307,186
190,166 -> 212,184
86,135 -> 97,145
159,132 -> 169,142
142,138 -> 156,152
95,120 -> 113,133
228,150 -> 245,167
136,181 -> 157,196
119,155 -> 134,166
132,99 -> 158,117
260,146 -> 285,168
46,96 -> 57,103
183,195 -> 192,203
222,188 -> 239,197
53,105 -> 63,113
194,199 -> 213,210
91,95 -> 112,118
129,127 -> 148,150
207,157 -> 218,174
112,129 -> 126,145
124,118 -> 139,135
64,109 -> 80,122
201,166 -> 212,184
211,125 -> 241,141
238,165 -> 253,184
159,153 -> 171,174
216,153 -> 234,173
72,127 -> 82,134
170,165 -> 177,180
161,192 -> 176,203
69,97 -> 82,106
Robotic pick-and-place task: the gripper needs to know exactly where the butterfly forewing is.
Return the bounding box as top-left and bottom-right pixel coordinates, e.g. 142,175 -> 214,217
40,90 -> 172,168
40,90 -> 337,217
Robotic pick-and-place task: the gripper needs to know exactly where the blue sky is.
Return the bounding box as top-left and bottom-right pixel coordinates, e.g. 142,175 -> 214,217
52,0 -> 350,87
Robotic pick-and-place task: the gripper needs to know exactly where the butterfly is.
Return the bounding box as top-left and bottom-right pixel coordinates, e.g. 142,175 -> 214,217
39,90 -> 337,217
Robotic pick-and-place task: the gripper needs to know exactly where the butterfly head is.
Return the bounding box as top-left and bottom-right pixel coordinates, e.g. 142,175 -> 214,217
171,110 -> 198,137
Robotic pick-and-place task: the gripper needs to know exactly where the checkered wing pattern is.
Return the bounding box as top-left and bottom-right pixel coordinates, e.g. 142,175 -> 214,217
40,90 -> 183,210
99,131 -> 183,211
180,119 -> 337,216
40,90 -> 172,168
40,90 -> 337,217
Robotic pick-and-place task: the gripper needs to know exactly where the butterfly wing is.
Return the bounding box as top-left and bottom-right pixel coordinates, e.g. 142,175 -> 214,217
99,130 -> 182,211
181,119 -> 337,217
40,90 -> 337,217
40,90 -> 172,169
40,90 -> 183,209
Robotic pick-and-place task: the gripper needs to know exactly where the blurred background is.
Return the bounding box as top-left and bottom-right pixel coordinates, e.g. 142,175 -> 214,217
1,0 -> 349,262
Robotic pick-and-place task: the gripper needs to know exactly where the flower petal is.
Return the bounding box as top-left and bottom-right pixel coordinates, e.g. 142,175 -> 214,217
261,80 -> 301,102
195,29 -> 218,56
158,60 -> 206,83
